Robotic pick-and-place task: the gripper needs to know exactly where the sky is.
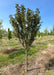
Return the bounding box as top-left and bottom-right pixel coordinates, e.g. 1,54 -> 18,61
0,0 -> 54,32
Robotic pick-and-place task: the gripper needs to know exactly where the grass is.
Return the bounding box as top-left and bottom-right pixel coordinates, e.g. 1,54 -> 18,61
0,54 -> 8,67
0,36 -> 54,74
0,37 -> 21,51
0,42 -> 48,68
45,70 -> 54,75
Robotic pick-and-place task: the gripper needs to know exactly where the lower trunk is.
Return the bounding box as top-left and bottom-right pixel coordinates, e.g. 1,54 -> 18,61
26,48 -> 28,75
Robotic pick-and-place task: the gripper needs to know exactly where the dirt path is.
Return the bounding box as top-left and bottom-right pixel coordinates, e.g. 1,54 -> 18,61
0,44 -> 54,75
27,44 -> 54,75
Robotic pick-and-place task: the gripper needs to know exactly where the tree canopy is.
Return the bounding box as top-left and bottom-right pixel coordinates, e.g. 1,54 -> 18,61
9,4 -> 41,48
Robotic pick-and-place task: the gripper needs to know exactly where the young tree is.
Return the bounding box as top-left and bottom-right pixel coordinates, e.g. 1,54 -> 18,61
0,21 -> 2,29
44,28 -> 48,36
49,25 -> 54,35
40,32 -> 44,36
0,20 -> 3,39
2,29 -> 7,37
8,28 -> 12,40
37,31 -> 40,37
53,25 -> 54,32
0,30 -> 2,39
12,29 -> 18,37
49,30 -> 54,35
9,4 -> 41,74
51,25 -> 54,35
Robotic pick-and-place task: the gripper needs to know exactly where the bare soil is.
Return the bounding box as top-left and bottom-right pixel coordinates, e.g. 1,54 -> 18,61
0,44 -> 54,75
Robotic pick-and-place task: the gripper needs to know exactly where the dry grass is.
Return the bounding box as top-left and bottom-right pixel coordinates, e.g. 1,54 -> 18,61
0,44 -> 54,75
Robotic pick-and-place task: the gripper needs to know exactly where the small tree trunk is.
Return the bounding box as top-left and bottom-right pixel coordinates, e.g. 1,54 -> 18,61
26,48 -> 28,75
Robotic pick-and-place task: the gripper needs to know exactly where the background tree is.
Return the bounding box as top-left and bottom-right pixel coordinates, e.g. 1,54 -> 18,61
49,25 -> 54,35
12,29 -> 18,37
44,28 -> 48,36
9,4 -> 41,74
49,30 -> 54,35
51,25 -> 54,35
2,29 -> 7,37
0,30 -> 2,39
40,32 -> 44,36
37,31 -> 41,37
8,28 -> 12,40
0,20 -> 3,39
53,25 -> 54,32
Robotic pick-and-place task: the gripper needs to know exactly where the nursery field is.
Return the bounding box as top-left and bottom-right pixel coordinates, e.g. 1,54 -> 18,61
0,36 -> 54,75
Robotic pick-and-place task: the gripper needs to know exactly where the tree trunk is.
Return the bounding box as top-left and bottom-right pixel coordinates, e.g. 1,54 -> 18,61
26,42 -> 29,75
26,48 -> 28,75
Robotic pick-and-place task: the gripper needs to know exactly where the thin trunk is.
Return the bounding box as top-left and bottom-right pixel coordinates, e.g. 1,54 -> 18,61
26,48 -> 28,75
